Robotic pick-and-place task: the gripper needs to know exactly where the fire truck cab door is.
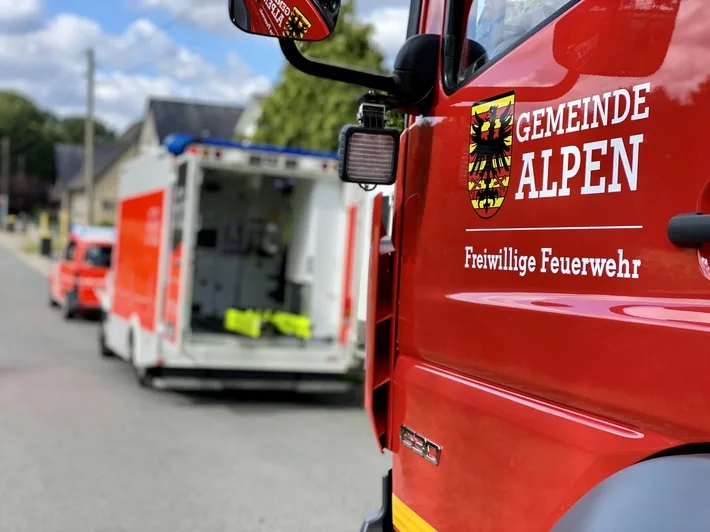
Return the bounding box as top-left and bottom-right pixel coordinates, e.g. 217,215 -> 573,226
393,0 -> 691,530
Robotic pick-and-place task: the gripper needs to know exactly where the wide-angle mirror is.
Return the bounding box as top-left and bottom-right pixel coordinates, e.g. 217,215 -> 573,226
229,0 -> 340,41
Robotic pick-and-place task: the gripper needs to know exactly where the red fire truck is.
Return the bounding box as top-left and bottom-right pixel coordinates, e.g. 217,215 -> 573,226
229,0 -> 710,530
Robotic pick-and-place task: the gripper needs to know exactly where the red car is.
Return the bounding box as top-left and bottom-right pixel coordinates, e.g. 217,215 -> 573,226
48,225 -> 115,320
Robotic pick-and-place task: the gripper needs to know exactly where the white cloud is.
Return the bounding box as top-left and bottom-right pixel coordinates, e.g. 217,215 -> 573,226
0,12 -> 270,132
366,7 -> 409,61
0,0 -> 43,32
135,0 -> 411,59
133,0 -> 237,35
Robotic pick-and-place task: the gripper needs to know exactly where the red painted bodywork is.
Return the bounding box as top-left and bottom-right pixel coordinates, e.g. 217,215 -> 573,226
111,190 -> 165,333
339,204 -> 358,345
366,0 -> 710,529
49,233 -> 113,311
241,0 -> 332,41
162,241 -> 182,345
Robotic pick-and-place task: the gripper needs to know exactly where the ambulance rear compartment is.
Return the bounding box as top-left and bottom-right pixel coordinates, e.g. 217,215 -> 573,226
177,165 -> 358,381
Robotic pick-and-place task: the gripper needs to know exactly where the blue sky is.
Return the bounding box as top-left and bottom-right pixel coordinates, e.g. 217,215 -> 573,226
0,0 -> 407,131
46,0 -> 285,81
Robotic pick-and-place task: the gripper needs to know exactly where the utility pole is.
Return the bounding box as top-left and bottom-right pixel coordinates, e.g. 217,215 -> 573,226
17,154 -> 24,180
17,154 -> 24,212
84,48 -> 95,225
1,136 -> 9,229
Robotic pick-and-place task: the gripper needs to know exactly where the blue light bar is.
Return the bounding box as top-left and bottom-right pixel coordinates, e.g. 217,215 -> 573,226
69,224 -> 116,242
162,133 -> 337,160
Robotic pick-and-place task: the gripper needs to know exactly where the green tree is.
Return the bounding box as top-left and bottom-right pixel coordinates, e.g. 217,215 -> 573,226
0,91 -> 118,184
251,0 -> 403,152
0,91 -> 58,181
58,116 -> 116,145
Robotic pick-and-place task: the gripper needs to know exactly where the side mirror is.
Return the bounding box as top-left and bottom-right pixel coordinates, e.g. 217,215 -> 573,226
553,0 -> 680,77
229,0 -> 340,41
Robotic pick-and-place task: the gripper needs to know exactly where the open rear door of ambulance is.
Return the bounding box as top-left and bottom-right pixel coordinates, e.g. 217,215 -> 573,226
159,158 -> 190,350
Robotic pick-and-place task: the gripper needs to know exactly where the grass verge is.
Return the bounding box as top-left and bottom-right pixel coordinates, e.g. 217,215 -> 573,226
21,237 -> 39,255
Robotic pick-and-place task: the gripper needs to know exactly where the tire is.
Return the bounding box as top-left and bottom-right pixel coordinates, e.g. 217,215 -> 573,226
134,365 -> 153,388
48,290 -> 58,308
128,332 -> 153,388
98,313 -> 113,357
61,293 -> 76,320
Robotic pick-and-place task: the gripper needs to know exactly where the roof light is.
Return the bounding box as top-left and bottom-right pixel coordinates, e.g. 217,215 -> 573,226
203,149 -> 210,158
188,146 -> 199,154
164,133 -> 198,155
163,134 -> 338,159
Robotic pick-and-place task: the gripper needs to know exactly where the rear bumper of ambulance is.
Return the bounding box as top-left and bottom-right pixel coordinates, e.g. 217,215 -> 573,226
147,340 -> 364,391
145,366 -> 361,392
361,470 -> 393,532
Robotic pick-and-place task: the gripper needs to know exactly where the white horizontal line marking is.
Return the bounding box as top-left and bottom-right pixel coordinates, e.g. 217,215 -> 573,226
465,225 -> 643,233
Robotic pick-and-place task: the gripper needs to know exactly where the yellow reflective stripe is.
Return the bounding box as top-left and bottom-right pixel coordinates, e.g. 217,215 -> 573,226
392,494 -> 437,532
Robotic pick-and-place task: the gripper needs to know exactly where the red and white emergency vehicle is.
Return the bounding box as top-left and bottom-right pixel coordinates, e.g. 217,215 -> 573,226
98,134 -> 367,390
49,225 -> 115,319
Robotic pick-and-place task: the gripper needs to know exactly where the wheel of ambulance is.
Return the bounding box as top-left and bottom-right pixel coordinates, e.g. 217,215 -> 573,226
48,287 -> 58,308
61,292 -> 75,320
98,312 -> 113,357
127,331 -> 153,388
350,381 -> 365,407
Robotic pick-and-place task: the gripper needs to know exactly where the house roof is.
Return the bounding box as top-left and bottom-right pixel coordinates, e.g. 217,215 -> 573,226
147,98 -> 245,143
67,120 -> 143,192
51,143 -> 112,199
53,143 -> 85,188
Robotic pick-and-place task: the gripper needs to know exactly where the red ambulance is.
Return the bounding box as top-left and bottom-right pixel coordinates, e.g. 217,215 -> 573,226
48,225 -> 115,320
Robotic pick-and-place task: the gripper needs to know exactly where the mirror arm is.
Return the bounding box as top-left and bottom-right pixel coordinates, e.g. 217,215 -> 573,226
279,39 -> 399,95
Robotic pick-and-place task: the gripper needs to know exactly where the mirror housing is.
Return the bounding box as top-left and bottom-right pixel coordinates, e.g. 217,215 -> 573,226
553,0 -> 680,77
390,34 -> 441,110
229,0 -> 340,41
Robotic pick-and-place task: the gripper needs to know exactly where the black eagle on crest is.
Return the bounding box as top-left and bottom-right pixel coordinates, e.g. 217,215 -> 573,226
469,102 -> 514,215
283,10 -> 310,39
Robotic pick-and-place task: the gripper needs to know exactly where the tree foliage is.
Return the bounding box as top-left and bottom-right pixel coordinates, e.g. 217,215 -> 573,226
251,0 -> 403,152
0,91 -> 116,182
56,116 -> 117,145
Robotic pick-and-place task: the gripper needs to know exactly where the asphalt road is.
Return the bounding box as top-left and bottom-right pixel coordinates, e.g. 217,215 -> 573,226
0,245 -> 390,532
